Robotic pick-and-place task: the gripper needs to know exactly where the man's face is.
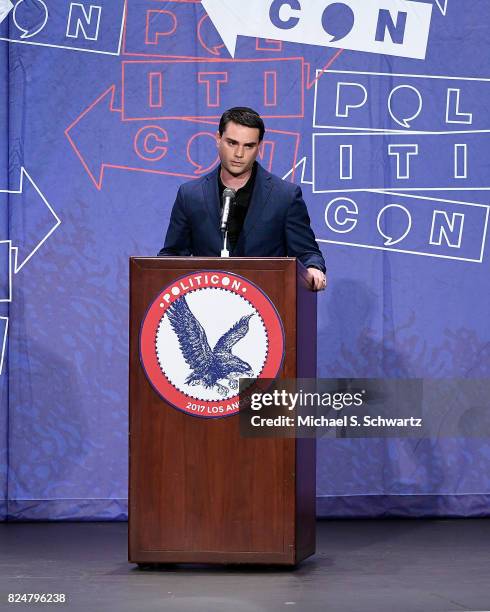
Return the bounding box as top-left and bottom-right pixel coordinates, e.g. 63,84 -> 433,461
216,121 -> 261,178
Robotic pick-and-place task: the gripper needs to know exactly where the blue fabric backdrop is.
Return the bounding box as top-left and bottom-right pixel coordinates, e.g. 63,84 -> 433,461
1,0 -> 490,520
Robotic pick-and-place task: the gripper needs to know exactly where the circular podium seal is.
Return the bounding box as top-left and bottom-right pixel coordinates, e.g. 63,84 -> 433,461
140,270 -> 285,418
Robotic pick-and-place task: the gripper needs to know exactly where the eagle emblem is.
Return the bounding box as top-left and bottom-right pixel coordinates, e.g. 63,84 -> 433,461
141,271 -> 283,418
166,296 -> 255,397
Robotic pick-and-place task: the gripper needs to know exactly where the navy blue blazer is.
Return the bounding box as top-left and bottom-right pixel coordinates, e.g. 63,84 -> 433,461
159,164 -> 326,272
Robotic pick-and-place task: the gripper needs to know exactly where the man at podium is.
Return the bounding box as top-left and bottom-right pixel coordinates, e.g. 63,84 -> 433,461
159,107 -> 327,291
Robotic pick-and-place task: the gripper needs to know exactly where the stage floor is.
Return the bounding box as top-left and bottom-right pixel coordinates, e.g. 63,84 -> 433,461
0,519 -> 488,612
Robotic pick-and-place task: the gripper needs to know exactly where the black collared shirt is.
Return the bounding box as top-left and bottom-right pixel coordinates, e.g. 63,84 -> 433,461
218,163 -> 258,251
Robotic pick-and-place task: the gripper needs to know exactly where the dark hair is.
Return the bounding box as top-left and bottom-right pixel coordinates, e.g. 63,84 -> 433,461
219,107 -> 265,142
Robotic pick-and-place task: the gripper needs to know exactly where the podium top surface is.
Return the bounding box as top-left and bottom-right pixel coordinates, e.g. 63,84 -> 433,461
130,256 -> 296,262
130,256 -> 304,270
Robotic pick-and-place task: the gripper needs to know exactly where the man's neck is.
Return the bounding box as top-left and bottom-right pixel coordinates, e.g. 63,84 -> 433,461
220,166 -> 253,191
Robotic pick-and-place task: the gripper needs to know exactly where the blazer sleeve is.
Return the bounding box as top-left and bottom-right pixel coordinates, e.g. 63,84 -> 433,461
285,185 -> 326,272
158,186 -> 192,256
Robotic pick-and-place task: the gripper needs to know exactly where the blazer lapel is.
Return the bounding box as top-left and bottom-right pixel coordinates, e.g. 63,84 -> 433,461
202,167 -> 221,230
239,164 -> 273,243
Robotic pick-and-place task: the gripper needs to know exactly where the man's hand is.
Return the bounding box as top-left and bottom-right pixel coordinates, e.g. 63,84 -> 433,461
307,267 -> 327,292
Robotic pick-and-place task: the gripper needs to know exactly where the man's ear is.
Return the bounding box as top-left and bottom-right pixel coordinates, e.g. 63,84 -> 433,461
215,131 -> 221,148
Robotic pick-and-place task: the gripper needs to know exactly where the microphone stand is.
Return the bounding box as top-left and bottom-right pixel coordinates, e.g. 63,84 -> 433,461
221,230 -> 230,258
220,188 -> 235,258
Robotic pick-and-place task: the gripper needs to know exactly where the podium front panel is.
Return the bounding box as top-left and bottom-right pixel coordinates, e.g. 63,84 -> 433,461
129,258 -> 316,565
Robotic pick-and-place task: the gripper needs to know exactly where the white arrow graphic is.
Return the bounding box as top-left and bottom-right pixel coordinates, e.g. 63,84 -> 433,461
0,316 -> 8,374
0,0 -> 14,25
1,167 -> 61,273
202,0 -> 433,59
0,168 -> 60,375
434,0 -> 448,16
282,156 -> 313,185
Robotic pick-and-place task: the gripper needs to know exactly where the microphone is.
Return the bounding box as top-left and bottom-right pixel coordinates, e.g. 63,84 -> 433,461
220,188 -> 236,233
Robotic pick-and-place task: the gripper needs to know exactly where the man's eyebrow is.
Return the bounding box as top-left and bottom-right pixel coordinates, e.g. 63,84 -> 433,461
225,138 -> 258,146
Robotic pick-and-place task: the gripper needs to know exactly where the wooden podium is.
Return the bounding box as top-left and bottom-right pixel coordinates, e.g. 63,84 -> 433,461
129,257 -> 317,565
